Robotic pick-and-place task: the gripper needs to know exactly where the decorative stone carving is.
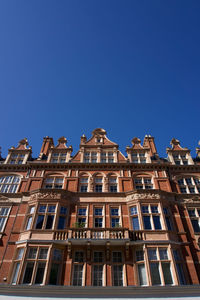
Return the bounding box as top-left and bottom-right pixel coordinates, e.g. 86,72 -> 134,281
127,193 -> 161,201
182,197 -> 200,204
30,192 -> 61,201
0,196 -> 11,202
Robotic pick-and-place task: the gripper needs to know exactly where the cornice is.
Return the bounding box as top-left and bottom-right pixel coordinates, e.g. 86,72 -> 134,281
0,162 -> 200,172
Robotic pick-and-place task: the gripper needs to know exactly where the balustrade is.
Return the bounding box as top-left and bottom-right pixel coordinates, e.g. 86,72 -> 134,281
54,228 -> 143,242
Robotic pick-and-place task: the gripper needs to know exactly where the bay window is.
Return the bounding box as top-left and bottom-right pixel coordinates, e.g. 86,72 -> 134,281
22,247 -> 49,284
35,204 -> 56,230
11,248 -> 25,284
130,206 -> 140,230
49,249 -> 63,285
148,248 -> 173,285
142,205 -> 162,230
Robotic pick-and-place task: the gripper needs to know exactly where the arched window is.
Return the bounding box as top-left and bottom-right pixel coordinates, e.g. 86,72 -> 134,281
133,176 -> 153,190
0,175 -> 20,193
108,176 -> 118,192
79,176 -> 89,192
94,175 -> 103,192
43,176 -> 64,189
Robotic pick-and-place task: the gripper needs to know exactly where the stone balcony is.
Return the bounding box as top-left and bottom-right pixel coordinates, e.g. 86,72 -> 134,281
54,228 -> 144,244
19,228 -> 177,245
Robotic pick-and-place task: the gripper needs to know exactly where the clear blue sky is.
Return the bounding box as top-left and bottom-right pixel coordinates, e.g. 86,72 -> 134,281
0,1 -> 199,158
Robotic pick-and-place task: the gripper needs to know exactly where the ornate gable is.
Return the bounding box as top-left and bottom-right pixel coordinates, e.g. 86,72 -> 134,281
72,128 -> 126,163
167,138 -> 193,165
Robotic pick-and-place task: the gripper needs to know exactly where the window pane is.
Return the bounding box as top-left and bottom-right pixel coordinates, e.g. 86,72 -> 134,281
26,216 -> 32,230
49,263 -> 60,285
53,249 -> 62,261
148,249 -> 157,260
94,208 -> 102,216
93,265 -> 103,286
78,208 -> 86,216
39,205 -> 46,213
73,265 -> 83,286
74,251 -> 84,263
95,218 -> 103,228
35,262 -> 46,284
36,215 -> 44,229
165,217 -> 172,231
60,207 -> 67,215
132,217 -> 140,230
176,263 -> 186,285
112,252 -> 122,263
80,185 -> 88,192
0,218 -> 6,231
48,206 -> 56,213
12,262 -> 20,284
136,250 -> 144,261
162,262 -> 173,285
142,206 -> 149,213
95,185 -> 102,192
151,206 -> 158,213
150,263 -> 161,285
28,248 -> 37,259
58,216 -> 66,229
159,249 -> 168,260
111,218 -> 119,228
39,248 -> 48,259
191,220 -> 200,232
45,215 -> 54,229
143,216 -> 151,229
94,252 -> 103,263
111,208 -> 119,216
23,262 -> 34,284
17,248 -> 24,260
113,265 -> 123,286
130,206 -> 137,215
138,264 -> 147,286
153,216 -> 162,230
0,208 -> 9,216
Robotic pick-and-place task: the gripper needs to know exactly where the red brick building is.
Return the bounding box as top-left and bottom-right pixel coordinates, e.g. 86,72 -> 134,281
0,128 -> 200,297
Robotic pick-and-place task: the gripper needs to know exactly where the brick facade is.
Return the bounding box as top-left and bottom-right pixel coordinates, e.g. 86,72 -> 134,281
0,129 -> 199,288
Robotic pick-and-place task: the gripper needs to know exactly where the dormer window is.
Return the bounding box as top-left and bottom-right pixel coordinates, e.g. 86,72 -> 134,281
172,154 -> 188,165
131,152 -> 147,163
51,153 -> 67,163
83,152 -> 97,163
9,154 -> 25,165
101,152 -> 114,163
